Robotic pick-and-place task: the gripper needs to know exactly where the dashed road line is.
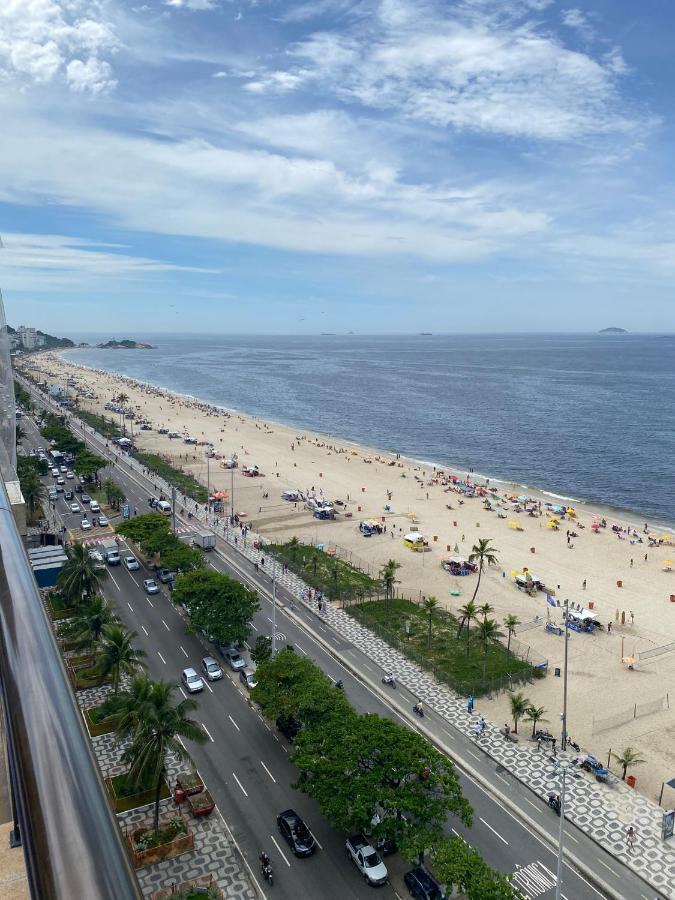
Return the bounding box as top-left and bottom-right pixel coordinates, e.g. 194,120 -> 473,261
141,625 -> 149,636
232,771 -> 248,796
260,760 -> 276,783
127,602 -> 134,613
202,723 -> 214,743
228,715 -> 240,731
161,618 -> 170,631
269,835 -> 290,867
157,650 -> 166,665
479,817 -> 508,845
180,645 -> 188,657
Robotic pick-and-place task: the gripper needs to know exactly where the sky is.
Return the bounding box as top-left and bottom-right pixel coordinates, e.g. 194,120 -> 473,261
1,0 -> 674,334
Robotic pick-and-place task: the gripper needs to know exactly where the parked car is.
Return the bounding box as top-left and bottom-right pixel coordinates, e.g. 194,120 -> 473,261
201,656 -> 223,681
403,868 -> 447,900
98,515 -> 109,527
346,835 -> 388,886
222,646 -> 245,671
239,668 -> 257,690
157,568 -> 175,584
81,493 -> 91,504
70,502 -> 80,513
181,668 -> 204,694
81,518 -> 92,531
143,578 -> 159,595
277,809 -> 316,857
123,555 -> 139,571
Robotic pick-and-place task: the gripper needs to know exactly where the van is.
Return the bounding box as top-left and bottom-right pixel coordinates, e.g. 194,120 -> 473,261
89,501 -> 101,514
156,500 -> 172,514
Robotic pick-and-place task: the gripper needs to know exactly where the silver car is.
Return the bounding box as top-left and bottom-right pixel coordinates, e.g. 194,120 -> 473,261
124,555 -> 140,571
181,667 -> 204,693
201,656 -> 223,681
239,668 -> 258,690
223,646 -> 246,671
143,578 -> 159,595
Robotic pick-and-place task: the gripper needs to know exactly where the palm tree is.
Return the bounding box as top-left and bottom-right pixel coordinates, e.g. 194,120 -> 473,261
611,747 -> 646,781
380,559 -> 401,600
477,618 -> 503,656
94,624 -> 146,694
57,542 -> 108,605
100,673 -> 155,741
456,600 -> 478,639
478,602 -> 494,622
503,614 -> 521,657
60,596 -> 117,651
422,596 -> 439,648
20,470 -> 44,523
525,705 -> 548,738
509,691 -> 530,734
123,681 -> 206,833
469,538 -> 500,603
15,423 -> 26,446
116,393 -> 129,435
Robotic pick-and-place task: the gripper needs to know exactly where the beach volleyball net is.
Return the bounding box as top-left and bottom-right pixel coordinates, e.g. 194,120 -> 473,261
592,693 -> 669,735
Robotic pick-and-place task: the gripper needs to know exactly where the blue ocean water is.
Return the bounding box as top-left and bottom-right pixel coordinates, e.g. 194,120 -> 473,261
63,334 -> 675,526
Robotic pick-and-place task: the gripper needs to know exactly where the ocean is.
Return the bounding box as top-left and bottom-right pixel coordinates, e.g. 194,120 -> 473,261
63,333 -> 675,527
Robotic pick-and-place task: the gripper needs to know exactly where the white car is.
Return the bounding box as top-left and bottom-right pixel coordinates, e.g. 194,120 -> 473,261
123,555 -> 140,571
51,467 -> 59,477
60,465 -> 67,473
81,518 -> 92,531
70,502 -> 80,513
66,471 -> 74,479
56,476 -> 65,485
88,549 -> 105,569
89,500 -> 101,514
98,515 -> 109,527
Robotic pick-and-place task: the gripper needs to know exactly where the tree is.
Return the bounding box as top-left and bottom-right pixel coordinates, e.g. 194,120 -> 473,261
122,680 -> 206,833
157,541 -> 203,573
611,747 -> 646,781
456,601 -> 478,639
476,618 -> 503,656
15,423 -> 26,446
431,836 -> 518,899
16,459 -> 44,523
524,705 -> 547,738
509,691 -> 530,734
422,596 -> 439,649
103,478 -> 126,509
74,449 -> 107,481
117,513 -> 172,554
380,559 -> 402,600
293,712 -> 472,862
57,541 -> 108,605
469,538 -> 499,603
503,614 -> 520,657
172,569 -> 259,648
478,602 -> 494,622
94,624 -> 146,694
60,595 -> 117,651
250,635 -> 273,666
99,673 -> 155,741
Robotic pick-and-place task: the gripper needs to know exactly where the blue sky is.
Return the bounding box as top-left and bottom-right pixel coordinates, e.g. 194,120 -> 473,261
0,0 -> 674,333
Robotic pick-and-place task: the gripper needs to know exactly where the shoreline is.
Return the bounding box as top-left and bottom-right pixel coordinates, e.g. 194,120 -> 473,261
58,349 -> 674,534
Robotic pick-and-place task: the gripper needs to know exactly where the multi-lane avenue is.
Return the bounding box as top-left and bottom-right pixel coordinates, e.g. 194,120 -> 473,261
19,387 -> 661,900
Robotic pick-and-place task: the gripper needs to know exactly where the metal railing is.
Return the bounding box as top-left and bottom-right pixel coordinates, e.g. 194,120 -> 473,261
0,474 -> 141,899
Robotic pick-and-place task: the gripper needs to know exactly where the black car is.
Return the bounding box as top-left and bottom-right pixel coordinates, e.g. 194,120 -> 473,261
75,483 -> 83,493
403,868 -> 447,900
276,809 -> 316,857
64,490 -> 74,501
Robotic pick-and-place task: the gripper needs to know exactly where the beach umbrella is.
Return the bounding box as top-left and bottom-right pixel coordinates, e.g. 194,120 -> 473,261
664,560 -> 673,571
622,656 -> 637,667
547,520 -> 558,529
661,534 -> 674,542
508,521 -> 521,529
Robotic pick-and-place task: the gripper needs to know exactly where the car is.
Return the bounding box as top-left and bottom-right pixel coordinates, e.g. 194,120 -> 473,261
239,668 -> 257,690
65,470 -> 74,479
51,467 -> 59,477
81,518 -> 92,531
56,476 -> 65,485
88,549 -> 105,569
64,490 -> 73,500
48,489 -> 58,501
201,656 -> 223,681
75,483 -> 83,493
143,578 -> 159,595
123,555 -> 139,571
105,550 -> 121,566
157,568 -> 175,584
403,867 -> 447,900
276,809 -> 316,857
58,465 -> 66,472
81,493 -> 91,504
222,646 -> 246,671
70,502 -> 80,513
181,667 -> 204,693
89,500 -> 101,514
55,483 -> 64,492
98,515 -> 109,527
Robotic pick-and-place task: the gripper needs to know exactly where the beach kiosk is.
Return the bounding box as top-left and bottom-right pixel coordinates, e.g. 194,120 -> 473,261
403,533 -> 426,552
565,608 -> 600,633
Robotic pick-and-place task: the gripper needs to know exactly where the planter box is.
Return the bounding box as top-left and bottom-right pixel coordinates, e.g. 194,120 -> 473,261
49,600 -> 75,621
151,876 -> 223,900
107,773 -> 171,814
186,790 -> 215,818
127,816 -> 194,869
83,706 -> 118,737
176,771 -> 204,796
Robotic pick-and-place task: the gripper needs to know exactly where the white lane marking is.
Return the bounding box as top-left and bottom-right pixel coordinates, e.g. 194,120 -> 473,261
260,760 -> 276,783
466,748 -> 481,760
179,687 -> 187,699
228,715 -> 240,731
598,860 -> 614,875
249,622 -> 258,631
308,829 -> 323,850
127,602 -> 134,612
108,571 -> 121,592
296,644 -> 307,655
157,651 -> 166,665
565,831 -> 579,844
232,771 -> 248,796
496,773 -> 509,785
128,574 -> 140,587
442,727 -> 456,741
209,562 -> 218,569
161,618 -> 170,631
147,597 -> 154,608
141,625 -> 149,636
202,723 -> 214,743
479,817 -> 508,845
180,645 -> 188,657
204,680 -> 214,694
266,617 -> 273,624
269,835 -> 290,867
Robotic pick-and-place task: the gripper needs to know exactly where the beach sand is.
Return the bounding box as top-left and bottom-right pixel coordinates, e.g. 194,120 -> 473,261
21,352 -> 675,804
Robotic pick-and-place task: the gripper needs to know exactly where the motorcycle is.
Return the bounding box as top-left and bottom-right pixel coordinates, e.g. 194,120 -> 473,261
413,703 -> 425,718
567,736 -> 581,753
334,680 -> 344,690
547,794 -> 561,816
260,854 -> 273,885
382,674 -> 397,688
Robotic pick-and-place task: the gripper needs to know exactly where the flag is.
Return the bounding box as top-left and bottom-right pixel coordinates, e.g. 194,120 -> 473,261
546,594 -> 557,607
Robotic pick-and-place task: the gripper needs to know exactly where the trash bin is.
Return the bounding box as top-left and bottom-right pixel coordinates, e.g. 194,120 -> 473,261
626,775 -> 636,788
617,580 -> 623,588
588,601 -> 594,610
554,667 -> 561,677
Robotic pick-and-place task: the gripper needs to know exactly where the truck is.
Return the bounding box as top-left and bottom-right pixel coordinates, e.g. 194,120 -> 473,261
192,531 -> 216,551
345,835 -> 388,886
100,539 -> 121,566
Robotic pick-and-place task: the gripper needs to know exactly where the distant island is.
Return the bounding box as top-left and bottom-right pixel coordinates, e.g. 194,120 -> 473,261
96,339 -> 155,349
598,327 -> 628,334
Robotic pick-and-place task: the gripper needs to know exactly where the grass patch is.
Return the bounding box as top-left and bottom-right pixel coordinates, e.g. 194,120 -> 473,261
48,592 -> 76,620
77,409 -> 123,440
83,705 -> 119,737
133,451 -> 209,503
267,540 -> 381,603
348,598 -> 536,697
107,773 -> 171,813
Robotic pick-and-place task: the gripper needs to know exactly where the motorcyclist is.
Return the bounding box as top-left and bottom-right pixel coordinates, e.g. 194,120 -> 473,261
413,701 -> 424,716
259,851 -> 270,868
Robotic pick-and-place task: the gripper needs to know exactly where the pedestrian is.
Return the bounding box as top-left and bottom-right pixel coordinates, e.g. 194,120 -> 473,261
644,553 -> 648,562
467,694 -> 474,714
626,826 -> 636,851
504,723 -> 511,739
630,558 -> 633,567
607,621 -> 612,633
630,610 -> 634,625
582,579 -> 587,590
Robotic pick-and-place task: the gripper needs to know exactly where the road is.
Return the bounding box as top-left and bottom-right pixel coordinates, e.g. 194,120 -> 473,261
20,386 -> 661,900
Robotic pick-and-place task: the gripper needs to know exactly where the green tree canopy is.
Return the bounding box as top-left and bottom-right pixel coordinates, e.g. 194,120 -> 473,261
158,541 -> 203,573
73,449 -> 107,480
94,624 -> 146,694
431,836 -> 518,899
250,635 -> 273,665
117,513 -> 174,555
103,478 -> 126,509
172,569 -> 258,648
57,541 -> 108,604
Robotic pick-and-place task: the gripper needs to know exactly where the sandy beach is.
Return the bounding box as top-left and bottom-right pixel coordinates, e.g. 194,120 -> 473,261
20,352 -> 675,804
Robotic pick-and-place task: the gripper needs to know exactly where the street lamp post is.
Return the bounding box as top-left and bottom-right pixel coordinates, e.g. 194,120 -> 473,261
555,596 -> 571,900
271,566 -> 277,656
561,597 -> 570,752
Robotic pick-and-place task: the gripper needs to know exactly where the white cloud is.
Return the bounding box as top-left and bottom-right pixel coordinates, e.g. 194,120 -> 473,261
0,0 -> 118,92
561,8 -> 594,40
165,0 -> 219,9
